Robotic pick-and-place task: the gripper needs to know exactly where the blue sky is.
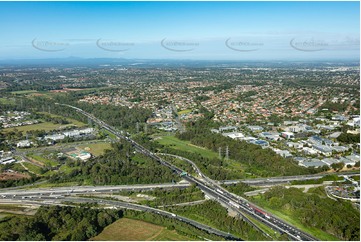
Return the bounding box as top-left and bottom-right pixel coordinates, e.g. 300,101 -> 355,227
0,1 -> 359,60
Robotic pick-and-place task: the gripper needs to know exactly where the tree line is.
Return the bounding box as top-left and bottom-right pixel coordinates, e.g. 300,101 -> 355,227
254,186 -> 360,241
48,141 -> 179,185
337,132 -> 360,144
139,185 -> 205,207
0,206 -> 123,241
3,92 -> 152,134
167,200 -> 268,241
124,209 -> 225,241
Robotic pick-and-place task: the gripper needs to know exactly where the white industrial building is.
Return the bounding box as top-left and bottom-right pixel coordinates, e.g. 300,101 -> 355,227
222,132 -> 244,140
16,140 -> 32,148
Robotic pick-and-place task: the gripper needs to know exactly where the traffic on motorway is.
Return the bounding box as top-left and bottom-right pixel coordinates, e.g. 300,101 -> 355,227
222,172 -> 360,186
0,183 -> 190,198
0,194 -> 241,241
50,104 -> 319,241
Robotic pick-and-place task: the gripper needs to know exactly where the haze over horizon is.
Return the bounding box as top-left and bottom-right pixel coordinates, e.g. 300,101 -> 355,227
0,1 -> 359,61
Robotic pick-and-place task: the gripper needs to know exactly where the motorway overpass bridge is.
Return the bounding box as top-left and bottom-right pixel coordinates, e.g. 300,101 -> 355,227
221,172 -> 360,186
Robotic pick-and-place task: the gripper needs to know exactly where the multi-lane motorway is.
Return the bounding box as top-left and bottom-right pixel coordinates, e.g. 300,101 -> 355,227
0,196 -> 241,241
58,104 -> 322,240
222,172 -> 360,186
0,183 -> 190,198
30,103 -> 318,241
157,153 -> 318,240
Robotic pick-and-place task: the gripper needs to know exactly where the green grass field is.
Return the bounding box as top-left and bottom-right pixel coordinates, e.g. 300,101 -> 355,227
101,129 -> 117,139
3,117 -> 86,134
0,97 -> 15,105
2,111 -> 86,134
244,213 -> 280,240
37,112 -> 86,127
58,164 -> 77,175
178,109 -> 192,115
27,154 -> 58,167
0,214 -> 10,220
0,204 -> 27,212
10,90 -> 38,95
351,175 -> 360,181
21,162 -> 44,175
91,218 -> 193,241
77,142 -> 112,156
9,163 -> 28,173
156,135 -> 218,160
156,135 -> 245,172
2,122 -> 75,134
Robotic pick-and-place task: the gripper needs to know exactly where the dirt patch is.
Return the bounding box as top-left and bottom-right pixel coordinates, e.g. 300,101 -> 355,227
0,172 -> 30,181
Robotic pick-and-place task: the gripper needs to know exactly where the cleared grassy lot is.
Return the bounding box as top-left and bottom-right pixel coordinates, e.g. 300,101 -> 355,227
21,162 -> 44,175
3,122 -> 59,133
27,154 -> 58,167
2,111 -> 86,135
178,109 -> 192,115
3,122 -> 77,134
37,112 -> 86,127
91,218 -> 193,241
156,135 -> 244,173
156,135 -> 218,160
10,90 -> 39,95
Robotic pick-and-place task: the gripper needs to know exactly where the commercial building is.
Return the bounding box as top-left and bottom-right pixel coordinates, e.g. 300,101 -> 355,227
339,157 -> 356,166
308,136 -> 333,146
219,126 -> 238,133
287,142 -> 303,149
302,147 -> 318,155
281,132 -> 294,139
248,125 -> 264,132
299,159 -> 326,168
249,139 -> 269,147
44,134 -> 65,141
0,157 -> 16,164
322,158 -> 340,166
222,132 -> 244,140
16,140 -> 32,148
313,144 -> 333,156
259,132 -> 280,141
273,149 -> 293,158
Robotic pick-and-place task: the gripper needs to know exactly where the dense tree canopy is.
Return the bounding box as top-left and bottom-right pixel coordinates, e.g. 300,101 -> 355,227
337,132 -> 360,144
0,206 -> 123,241
257,186 -> 360,241
48,141 -> 178,185
168,200 -> 268,241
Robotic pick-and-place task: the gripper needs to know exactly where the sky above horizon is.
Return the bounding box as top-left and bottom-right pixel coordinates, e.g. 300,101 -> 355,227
0,1 -> 359,61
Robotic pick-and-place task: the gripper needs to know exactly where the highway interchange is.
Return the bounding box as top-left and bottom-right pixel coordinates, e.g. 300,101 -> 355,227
0,196 -> 240,241
0,103 -> 343,241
